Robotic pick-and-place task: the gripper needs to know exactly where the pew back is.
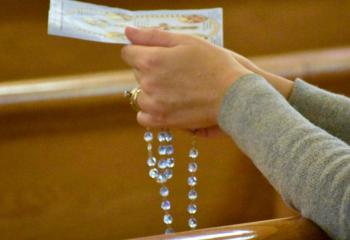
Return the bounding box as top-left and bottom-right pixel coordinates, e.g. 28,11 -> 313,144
0,48 -> 348,239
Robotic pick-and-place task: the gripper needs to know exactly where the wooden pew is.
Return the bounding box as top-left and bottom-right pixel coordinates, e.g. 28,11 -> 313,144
2,0 -> 350,81
0,47 -> 348,239
138,217 -> 330,240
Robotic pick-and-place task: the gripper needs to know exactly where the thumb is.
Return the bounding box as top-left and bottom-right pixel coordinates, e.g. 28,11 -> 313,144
125,27 -> 190,47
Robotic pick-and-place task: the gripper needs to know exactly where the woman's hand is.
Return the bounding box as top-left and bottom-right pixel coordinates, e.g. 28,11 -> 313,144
121,27 -> 252,130
230,51 -> 295,99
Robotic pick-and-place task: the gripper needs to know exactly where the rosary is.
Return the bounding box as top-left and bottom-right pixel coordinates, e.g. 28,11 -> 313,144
144,129 -> 199,234
126,85 -> 199,234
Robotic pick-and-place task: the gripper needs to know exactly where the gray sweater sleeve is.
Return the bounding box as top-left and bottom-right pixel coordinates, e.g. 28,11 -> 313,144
218,74 -> 350,240
289,79 -> 350,144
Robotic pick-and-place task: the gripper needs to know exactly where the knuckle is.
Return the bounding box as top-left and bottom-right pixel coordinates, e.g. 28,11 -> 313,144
140,77 -> 155,94
154,111 -> 168,125
149,99 -> 167,115
140,54 -> 159,70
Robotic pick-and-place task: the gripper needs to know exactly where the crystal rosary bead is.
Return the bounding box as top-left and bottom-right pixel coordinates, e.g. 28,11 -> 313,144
188,217 -> 198,229
144,131 -> 153,142
188,176 -> 197,186
161,200 -> 171,211
160,186 -> 169,197
158,159 -> 168,169
188,189 -> 198,200
163,214 -> 173,225
147,157 -> 157,167
166,157 -> 175,168
149,168 -> 159,179
188,162 -> 198,173
187,203 -> 197,214
158,132 -> 167,142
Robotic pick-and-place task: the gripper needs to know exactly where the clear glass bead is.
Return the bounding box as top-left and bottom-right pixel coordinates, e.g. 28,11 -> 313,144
188,217 -> 197,229
165,227 -> 175,234
160,186 -> 169,197
165,132 -> 173,142
188,189 -> 198,200
164,169 -> 173,180
161,200 -> 171,211
147,157 -> 157,167
187,203 -> 197,214
158,132 -> 167,142
188,162 -> 198,173
158,159 -> 168,169
149,168 -> 159,179
166,145 -> 174,155
166,157 -> 175,168
163,214 -> 173,225
147,143 -> 152,151
144,131 -> 153,142
189,148 -> 199,159
188,176 -> 197,186
157,173 -> 167,184
158,146 -> 167,155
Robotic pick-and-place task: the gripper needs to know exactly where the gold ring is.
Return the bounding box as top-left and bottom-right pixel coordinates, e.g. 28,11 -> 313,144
124,87 -> 142,112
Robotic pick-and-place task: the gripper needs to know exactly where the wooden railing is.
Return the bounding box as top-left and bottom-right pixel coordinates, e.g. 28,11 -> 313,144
255,47 -> 350,79
135,217 -> 330,240
0,47 -> 348,112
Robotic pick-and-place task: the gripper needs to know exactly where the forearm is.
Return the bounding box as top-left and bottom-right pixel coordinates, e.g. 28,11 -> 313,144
219,74 -> 350,239
289,80 -> 350,144
231,50 -> 350,144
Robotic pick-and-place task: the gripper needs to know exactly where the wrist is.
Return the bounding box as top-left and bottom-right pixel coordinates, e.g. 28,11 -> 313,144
256,70 -> 294,98
228,50 -> 294,98
213,69 -> 253,125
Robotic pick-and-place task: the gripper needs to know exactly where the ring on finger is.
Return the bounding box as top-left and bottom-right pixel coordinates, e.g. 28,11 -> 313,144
124,87 -> 142,112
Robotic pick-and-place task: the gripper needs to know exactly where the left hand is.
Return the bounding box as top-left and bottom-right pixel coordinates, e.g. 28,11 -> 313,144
121,27 -> 252,131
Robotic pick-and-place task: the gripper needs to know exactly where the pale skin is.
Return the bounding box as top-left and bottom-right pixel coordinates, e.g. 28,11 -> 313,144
121,27 -> 294,137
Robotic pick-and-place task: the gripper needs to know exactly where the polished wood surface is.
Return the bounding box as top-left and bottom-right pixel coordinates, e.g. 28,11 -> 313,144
0,47 -> 348,113
0,103 -> 276,239
255,47 -> 350,95
137,217 -> 330,240
1,0 -> 350,81
0,48 -> 347,239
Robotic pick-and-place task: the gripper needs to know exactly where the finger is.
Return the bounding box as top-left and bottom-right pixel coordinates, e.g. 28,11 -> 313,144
132,69 -> 141,83
136,90 -> 157,114
125,27 -> 192,47
121,45 -> 147,68
196,126 -> 224,138
137,111 -> 168,128
121,45 -> 164,70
